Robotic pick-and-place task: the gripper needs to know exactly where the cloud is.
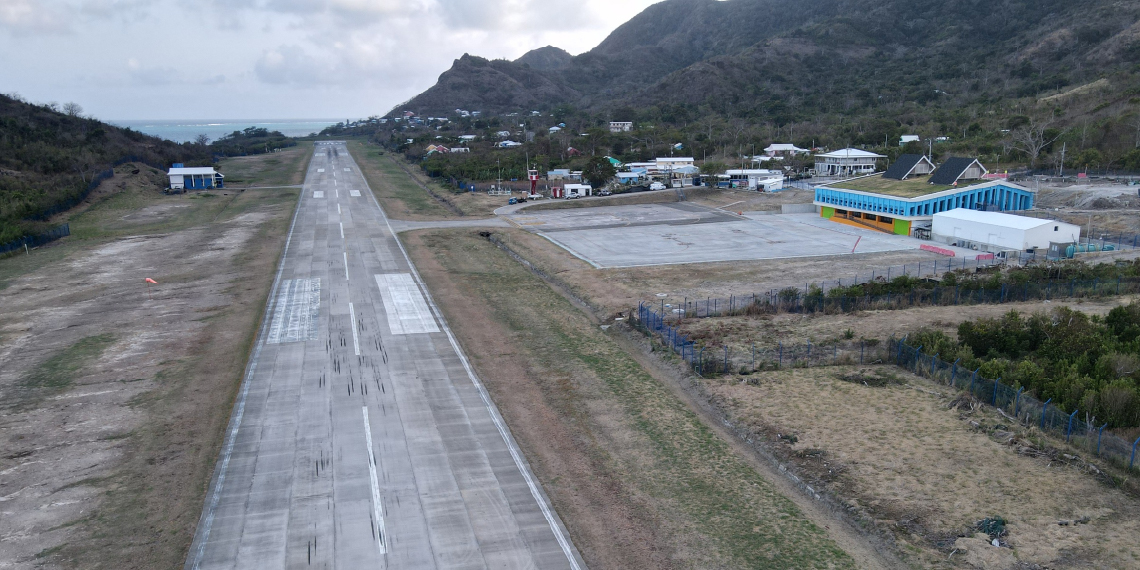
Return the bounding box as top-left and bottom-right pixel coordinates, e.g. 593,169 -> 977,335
127,57 -> 181,85
0,0 -> 71,34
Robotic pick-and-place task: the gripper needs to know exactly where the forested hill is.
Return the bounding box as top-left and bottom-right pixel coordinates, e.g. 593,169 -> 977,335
393,0 -> 1140,145
0,95 -> 296,245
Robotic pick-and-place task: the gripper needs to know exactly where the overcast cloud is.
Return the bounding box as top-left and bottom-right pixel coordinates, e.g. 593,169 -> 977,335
0,0 -> 659,120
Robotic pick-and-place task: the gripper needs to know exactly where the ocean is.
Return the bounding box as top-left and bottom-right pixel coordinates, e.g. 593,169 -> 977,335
108,119 -> 341,144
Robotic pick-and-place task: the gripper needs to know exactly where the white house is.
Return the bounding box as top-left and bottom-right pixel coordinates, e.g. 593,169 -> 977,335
168,165 -> 223,190
609,121 -> 633,133
655,157 -> 695,172
932,209 -> 1081,253
449,147 -> 471,153
764,143 -> 809,157
497,140 -> 523,148
899,135 -> 921,146
814,148 -> 886,177
549,126 -> 562,133
726,169 -> 785,191
458,135 -> 478,142
564,183 -> 593,197
495,130 -> 512,138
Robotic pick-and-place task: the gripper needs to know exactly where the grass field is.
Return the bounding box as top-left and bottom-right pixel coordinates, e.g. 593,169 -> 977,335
0,151 -> 305,568
404,228 -> 860,569
217,142 -> 312,187
825,174 -> 954,197
707,365 -> 1140,569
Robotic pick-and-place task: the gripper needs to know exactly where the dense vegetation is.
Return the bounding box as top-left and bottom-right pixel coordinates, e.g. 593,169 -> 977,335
384,0 -> 1140,177
0,95 -> 296,244
910,302 -> 1140,429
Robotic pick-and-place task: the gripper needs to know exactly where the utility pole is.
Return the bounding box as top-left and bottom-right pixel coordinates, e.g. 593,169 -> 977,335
1058,142 -> 1066,177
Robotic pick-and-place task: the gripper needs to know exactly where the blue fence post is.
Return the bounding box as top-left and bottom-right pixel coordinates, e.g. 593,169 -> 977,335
914,347 -> 922,373
724,345 -> 729,373
970,369 -> 978,395
1097,424 -> 1107,455
1040,399 -> 1052,430
1014,387 -> 1024,417
1131,436 -> 1140,471
860,341 -> 865,365
931,354 -> 938,376
993,378 -> 1001,406
1066,409 -> 1078,442
807,341 -> 812,357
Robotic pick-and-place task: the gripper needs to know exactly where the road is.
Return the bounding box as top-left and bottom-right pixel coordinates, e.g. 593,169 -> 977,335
185,142 -> 585,569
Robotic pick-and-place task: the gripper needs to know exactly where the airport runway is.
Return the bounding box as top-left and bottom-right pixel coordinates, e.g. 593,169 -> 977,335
185,142 -> 585,569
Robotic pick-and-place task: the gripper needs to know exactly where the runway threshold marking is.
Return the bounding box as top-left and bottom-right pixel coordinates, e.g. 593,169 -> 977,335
362,407 -> 388,555
348,302 -> 360,356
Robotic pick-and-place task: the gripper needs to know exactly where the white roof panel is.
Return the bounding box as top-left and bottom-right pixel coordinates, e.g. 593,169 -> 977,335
934,208 -> 1055,231
817,148 -> 886,159
168,167 -> 218,175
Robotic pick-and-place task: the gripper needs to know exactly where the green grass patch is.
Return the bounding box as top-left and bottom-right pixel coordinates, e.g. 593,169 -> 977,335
824,174 -> 954,197
21,334 -> 116,400
347,141 -> 454,218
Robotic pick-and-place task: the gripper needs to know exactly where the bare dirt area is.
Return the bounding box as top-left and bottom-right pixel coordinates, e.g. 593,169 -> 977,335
0,159 -> 301,568
1034,184 -> 1140,236
705,365 -> 1140,569
403,228 -> 862,569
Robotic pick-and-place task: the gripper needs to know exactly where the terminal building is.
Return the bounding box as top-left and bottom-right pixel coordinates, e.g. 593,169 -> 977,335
813,155 -> 1035,236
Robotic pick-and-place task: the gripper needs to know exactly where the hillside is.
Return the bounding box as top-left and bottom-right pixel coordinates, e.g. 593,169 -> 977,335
0,95 -> 297,246
390,0 -> 1140,166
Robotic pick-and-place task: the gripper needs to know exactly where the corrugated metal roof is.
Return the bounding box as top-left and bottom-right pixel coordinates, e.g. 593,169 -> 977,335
934,208 -> 1055,230
883,154 -> 923,180
929,157 -> 984,185
168,167 -> 219,175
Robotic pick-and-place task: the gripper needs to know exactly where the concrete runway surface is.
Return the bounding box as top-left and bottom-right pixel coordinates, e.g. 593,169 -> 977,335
185,142 -> 585,569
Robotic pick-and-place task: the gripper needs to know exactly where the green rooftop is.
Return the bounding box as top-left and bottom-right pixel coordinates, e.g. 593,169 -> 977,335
823,174 -> 955,198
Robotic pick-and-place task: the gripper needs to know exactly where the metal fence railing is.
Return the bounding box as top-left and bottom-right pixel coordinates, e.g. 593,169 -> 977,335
646,275 -> 1140,320
891,338 -> 1140,473
0,223 -> 70,255
633,302 -> 1140,473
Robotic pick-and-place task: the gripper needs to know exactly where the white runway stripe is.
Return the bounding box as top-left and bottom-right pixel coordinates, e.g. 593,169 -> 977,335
266,279 -> 321,344
374,273 -> 439,335
343,252 -> 350,281
362,407 -> 388,555
348,302 -> 360,356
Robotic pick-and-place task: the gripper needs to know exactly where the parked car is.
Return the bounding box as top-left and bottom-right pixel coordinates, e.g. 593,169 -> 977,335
598,190 -> 612,196
649,182 -> 666,191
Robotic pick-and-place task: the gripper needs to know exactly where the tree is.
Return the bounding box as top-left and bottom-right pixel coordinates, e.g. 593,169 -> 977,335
194,134 -> 211,146
63,102 -> 83,117
1008,115 -> 1063,168
582,155 -> 616,188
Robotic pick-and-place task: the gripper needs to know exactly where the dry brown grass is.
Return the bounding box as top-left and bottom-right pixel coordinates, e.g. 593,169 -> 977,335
708,366 -> 1140,569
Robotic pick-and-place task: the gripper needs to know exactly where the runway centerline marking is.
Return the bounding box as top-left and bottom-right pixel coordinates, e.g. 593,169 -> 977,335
362,407 -> 388,555
338,204 -> 341,214
340,222 -> 345,239
343,252 -> 350,281
348,302 -> 360,356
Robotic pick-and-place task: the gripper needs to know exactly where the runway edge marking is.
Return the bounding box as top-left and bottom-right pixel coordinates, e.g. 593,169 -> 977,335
185,160 -> 310,570
352,147 -> 585,570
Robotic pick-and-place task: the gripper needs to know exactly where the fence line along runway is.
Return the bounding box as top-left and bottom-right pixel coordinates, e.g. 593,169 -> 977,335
186,142 -> 585,569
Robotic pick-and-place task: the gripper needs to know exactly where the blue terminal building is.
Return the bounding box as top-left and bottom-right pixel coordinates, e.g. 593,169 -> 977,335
812,155 -> 1035,236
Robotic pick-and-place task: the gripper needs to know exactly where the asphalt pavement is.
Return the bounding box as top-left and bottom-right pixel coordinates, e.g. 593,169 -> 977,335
185,142 -> 585,570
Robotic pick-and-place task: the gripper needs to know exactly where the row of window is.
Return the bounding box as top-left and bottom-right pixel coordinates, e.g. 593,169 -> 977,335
816,187 -> 1032,217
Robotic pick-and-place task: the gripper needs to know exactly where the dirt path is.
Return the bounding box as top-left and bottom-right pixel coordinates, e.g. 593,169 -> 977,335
0,161 -> 302,568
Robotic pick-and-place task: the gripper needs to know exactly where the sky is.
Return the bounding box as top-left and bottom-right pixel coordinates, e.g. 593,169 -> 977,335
0,0 -> 661,121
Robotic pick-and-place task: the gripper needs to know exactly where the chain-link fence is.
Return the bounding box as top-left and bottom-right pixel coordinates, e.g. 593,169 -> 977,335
892,338 -> 1140,473
0,224 -> 70,255
636,302 -> 891,375
646,275 -> 1140,320
633,302 -> 1140,473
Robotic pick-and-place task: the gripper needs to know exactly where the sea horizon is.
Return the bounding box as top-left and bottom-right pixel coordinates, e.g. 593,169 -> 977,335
109,119 -> 343,143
